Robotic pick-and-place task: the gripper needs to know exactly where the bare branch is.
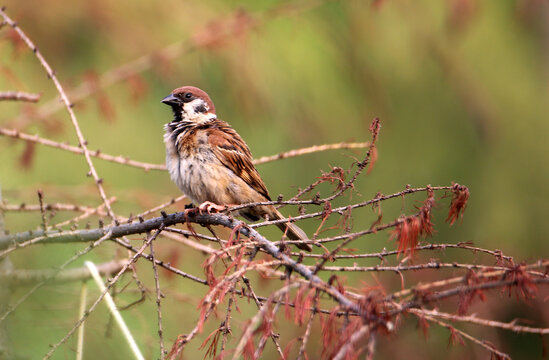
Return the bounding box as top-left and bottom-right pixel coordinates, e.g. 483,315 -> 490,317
253,142 -> 369,165
0,128 -> 370,173
0,9 -> 116,220
0,259 -> 127,286
410,310 -> 511,359
149,240 -> 166,359
410,308 -> 549,335
0,91 -> 40,102
0,128 -> 165,172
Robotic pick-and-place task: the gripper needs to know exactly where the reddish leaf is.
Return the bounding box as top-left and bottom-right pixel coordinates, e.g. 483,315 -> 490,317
458,271 -> 486,315
418,314 -> 430,339
446,183 -> 470,225
19,141 -> 35,169
127,74 -> 148,102
448,327 -> 465,347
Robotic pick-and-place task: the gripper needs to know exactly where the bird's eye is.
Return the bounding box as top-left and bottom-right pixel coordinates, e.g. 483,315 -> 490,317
184,93 -> 192,99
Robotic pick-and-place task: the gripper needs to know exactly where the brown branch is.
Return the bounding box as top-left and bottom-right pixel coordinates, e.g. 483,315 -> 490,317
0,259 -> 127,286
253,142 -> 369,165
232,285 -> 297,359
53,197 -> 116,227
0,128 -> 370,173
232,185 -> 456,219
294,243 -> 514,262
402,277 -> 549,309
392,260 -> 549,300
0,91 -> 40,102
323,117 -> 380,202
409,310 -> 511,359
310,262 -> 511,273
1,201 -> 98,213
297,290 -> 320,360
332,324 -> 372,360
410,308 -> 549,335
0,186 -> 13,358
0,128 -> 166,172
149,240 -> 166,359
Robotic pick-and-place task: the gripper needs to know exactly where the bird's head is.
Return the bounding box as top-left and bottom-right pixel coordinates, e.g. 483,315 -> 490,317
161,86 -> 216,123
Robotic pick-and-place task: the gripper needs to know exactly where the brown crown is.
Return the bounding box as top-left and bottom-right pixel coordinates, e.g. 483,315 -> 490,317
171,86 -> 216,114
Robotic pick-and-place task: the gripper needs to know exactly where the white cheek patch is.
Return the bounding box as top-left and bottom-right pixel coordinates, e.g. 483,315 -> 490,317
183,102 -> 197,116
182,99 -> 214,122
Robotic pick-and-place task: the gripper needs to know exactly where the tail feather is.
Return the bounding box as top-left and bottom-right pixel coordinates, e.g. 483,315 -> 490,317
271,208 -> 312,251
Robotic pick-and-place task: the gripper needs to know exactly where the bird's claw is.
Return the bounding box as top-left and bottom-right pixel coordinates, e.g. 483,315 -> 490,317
198,201 -> 226,214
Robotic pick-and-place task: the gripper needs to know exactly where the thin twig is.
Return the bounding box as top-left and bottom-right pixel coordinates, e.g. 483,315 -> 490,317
76,281 -> 87,360
1,201 -> 102,213
0,128 -> 165,172
220,295 -> 234,355
43,228 -> 164,359
232,285 -> 297,360
410,310 -> 511,359
297,290 -> 319,360
332,324 -> 371,360
409,308 -> 549,335
0,91 -> 40,102
0,231 -> 115,324
253,142 -> 369,165
391,261 -> 549,300
53,197 -> 116,228
37,189 -> 48,231
0,259 -> 127,286
310,262 -> 511,273
294,243 -> 513,262
323,118 -> 380,203
0,9 -> 116,220
0,128 -> 370,173
149,240 -> 166,359
85,261 -> 145,360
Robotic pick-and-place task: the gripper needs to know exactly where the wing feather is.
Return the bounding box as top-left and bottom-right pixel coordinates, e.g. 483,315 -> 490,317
207,120 -> 271,201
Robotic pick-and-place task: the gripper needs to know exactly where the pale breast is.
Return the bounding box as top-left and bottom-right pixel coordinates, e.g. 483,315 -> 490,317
165,129 -> 256,206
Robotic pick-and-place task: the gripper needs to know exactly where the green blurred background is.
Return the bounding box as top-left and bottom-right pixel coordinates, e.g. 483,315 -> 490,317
1,0 -> 548,359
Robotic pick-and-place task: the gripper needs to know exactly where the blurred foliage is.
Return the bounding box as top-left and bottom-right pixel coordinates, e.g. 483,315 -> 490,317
1,0 -> 548,359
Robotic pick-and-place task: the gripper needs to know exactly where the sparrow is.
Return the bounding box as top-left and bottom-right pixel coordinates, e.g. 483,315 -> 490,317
161,86 -> 312,251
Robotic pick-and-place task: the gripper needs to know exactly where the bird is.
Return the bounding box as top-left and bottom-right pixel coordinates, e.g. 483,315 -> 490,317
161,86 -> 312,251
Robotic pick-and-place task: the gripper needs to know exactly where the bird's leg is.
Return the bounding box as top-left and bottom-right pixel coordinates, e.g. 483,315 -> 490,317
183,204 -> 199,219
184,203 -> 196,210
198,201 -> 228,214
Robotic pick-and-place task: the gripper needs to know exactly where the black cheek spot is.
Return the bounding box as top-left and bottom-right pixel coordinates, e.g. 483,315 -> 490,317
195,104 -> 207,113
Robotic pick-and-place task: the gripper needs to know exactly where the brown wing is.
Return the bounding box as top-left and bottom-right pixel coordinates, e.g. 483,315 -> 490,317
207,120 -> 271,201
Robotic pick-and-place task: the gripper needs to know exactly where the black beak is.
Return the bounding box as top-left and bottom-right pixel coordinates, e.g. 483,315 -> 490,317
161,94 -> 180,106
